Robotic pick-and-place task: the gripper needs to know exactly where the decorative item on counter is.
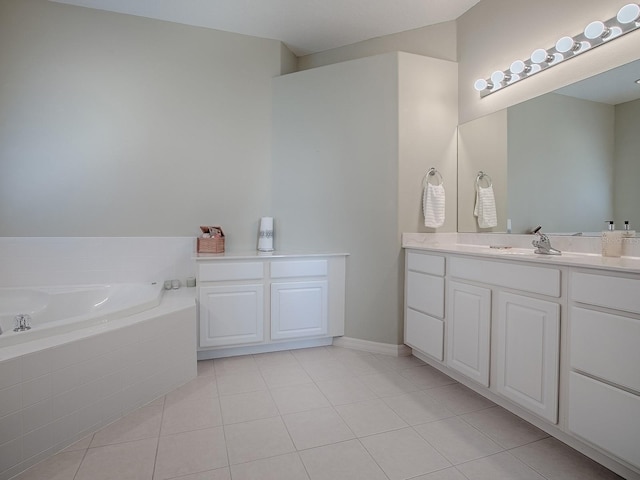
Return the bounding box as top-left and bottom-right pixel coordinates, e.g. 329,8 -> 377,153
601,221 -> 622,258
164,280 -> 172,290
186,277 -> 196,288
197,226 -> 225,253
258,217 -> 274,252
171,279 -> 181,289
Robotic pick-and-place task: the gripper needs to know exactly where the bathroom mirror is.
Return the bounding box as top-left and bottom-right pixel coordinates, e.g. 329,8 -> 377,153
458,58 -> 640,235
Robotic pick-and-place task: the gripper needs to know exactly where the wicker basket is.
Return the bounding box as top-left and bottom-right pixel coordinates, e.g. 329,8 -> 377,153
197,226 -> 225,253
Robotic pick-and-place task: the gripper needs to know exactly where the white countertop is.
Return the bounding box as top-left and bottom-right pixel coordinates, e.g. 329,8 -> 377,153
194,250 -> 349,261
403,234 -> 640,274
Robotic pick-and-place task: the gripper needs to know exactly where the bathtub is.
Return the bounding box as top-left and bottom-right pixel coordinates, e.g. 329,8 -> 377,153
0,282 -> 163,347
0,284 -> 196,480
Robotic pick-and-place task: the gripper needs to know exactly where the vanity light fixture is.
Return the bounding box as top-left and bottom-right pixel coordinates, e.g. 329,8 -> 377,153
635,78 -> 640,84
474,3 -> 640,97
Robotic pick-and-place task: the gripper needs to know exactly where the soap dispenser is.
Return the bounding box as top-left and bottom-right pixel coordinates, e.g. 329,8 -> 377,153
602,221 -> 622,258
623,221 -> 636,238
622,221 -> 635,257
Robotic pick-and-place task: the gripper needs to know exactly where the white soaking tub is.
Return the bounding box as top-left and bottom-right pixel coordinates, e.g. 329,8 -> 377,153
0,282 -> 163,347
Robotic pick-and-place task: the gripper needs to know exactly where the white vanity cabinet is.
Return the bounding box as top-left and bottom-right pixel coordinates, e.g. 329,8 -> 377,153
404,251 -> 446,361
196,253 -> 346,359
496,292 -> 560,423
446,281 -> 491,386
568,270 -> 640,469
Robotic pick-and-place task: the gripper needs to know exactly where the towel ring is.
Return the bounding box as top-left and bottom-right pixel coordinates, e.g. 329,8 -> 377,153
423,168 -> 443,186
476,171 -> 492,188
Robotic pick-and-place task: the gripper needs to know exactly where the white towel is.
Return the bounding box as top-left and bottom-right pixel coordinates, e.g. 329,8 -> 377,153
474,185 -> 498,228
423,183 -> 445,228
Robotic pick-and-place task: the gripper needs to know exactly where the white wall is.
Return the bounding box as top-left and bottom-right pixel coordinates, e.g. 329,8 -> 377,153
614,98 -> 640,230
0,0 -> 295,249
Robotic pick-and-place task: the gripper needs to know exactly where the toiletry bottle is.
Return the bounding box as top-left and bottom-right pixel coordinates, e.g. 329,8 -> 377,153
622,221 -> 636,238
602,221 -> 622,258
622,221 -> 635,256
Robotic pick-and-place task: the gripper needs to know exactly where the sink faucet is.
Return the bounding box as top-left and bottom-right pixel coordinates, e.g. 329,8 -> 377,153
532,226 -> 562,255
14,314 -> 32,332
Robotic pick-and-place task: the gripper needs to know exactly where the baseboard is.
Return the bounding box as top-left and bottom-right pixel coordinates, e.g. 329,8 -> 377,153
332,336 -> 412,357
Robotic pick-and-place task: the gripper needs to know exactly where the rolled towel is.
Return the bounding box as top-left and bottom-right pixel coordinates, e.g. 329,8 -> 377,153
474,185 -> 497,228
423,183 -> 445,228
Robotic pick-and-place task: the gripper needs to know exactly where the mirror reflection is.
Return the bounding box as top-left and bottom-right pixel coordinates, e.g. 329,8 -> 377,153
458,59 -> 640,235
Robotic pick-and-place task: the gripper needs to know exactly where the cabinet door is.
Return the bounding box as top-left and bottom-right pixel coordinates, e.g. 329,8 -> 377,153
496,292 -> 560,423
199,284 -> 264,347
271,281 -> 328,340
406,271 -> 445,319
446,281 -> 491,386
405,308 -> 444,361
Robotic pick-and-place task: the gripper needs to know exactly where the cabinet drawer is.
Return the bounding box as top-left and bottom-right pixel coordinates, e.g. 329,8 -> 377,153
199,262 -> 264,282
449,257 -> 560,297
571,272 -> 640,315
407,251 -> 445,276
406,271 -> 445,319
405,309 -> 443,361
271,260 -> 327,278
569,372 -> 640,469
570,306 -> 640,393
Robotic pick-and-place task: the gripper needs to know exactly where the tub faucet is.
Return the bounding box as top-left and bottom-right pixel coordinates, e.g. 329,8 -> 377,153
532,226 -> 561,255
14,314 -> 32,332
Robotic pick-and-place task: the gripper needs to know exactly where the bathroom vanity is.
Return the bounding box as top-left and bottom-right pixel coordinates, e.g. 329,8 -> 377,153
194,252 -> 347,359
403,234 -> 640,479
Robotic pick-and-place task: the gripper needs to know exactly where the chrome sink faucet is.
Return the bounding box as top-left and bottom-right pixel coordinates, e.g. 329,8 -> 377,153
532,226 -> 562,255
14,314 -> 31,332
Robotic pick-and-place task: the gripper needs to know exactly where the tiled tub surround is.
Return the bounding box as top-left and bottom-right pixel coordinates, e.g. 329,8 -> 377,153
402,233 -> 640,480
0,289 -> 197,480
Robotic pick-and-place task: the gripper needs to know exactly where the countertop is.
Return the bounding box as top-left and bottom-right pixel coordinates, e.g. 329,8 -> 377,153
193,250 -> 349,261
403,235 -> 640,275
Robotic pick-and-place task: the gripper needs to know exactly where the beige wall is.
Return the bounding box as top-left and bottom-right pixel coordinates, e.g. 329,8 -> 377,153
297,21 -> 457,71
614,98 -> 640,230
457,0 -> 640,123
0,0 -> 295,248
457,110 -> 508,232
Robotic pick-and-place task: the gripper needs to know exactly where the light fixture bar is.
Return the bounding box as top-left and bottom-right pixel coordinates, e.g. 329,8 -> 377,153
474,3 -> 640,98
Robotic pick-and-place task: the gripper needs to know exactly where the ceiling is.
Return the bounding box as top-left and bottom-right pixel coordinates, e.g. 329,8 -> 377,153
50,0 -> 481,56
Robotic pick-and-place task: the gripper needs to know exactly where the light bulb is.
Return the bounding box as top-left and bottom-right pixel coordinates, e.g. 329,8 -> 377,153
584,21 -> 610,39
555,36 -> 578,53
510,60 -> 525,74
531,48 -> 552,64
491,70 -> 507,84
474,78 -> 491,91
617,3 -> 640,24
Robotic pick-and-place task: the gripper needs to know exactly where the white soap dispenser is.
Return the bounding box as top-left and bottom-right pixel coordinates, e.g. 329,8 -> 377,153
622,221 -> 635,257
602,221 -> 622,258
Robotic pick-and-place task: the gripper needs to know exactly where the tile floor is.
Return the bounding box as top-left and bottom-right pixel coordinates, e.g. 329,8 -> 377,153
13,346 -> 623,480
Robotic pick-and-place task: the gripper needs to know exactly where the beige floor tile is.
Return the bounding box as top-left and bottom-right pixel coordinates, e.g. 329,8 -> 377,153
230,452 -> 309,480
411,467 -> 469,480
13,450 -> 84,480
165,376 -> 218,404
154,427 -> 228,480
414,417 -> 503,465
62,434 -> 93,452
382,391 -> 455,426
299,439 -> 387,480
315,377 -> 378,406
146,395 -> 166,407
260,364 -> 313,389
219,390 -> 279,425
75,437 -> 157,480
91,404 -> 163,447
335,398 -> 407,437
213,355 -> 258,376
373,353 -> 425,371
358,371 -> 420,397
456,451 -> 546,480
510,437 -> 623,480
224,416 -> 295,465
461,406 -> 549,449
360,428 -> 451,480
270,383 -> 330,414
197,360 -> 215,377
161,393 -> 222,435
333,352 -> 392,376
399,365 -> 458,389
425,384 -> 495,414
283,407 -> 355,450
216,370 -> 267,396
253,350 -> 299,368
290,346 -> 333,364
299,358 -> 354,382
163,467 -> 231,479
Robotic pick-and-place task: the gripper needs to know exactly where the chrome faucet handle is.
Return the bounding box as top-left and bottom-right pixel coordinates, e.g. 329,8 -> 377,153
531,227 -> 561,255
14,314 -> 32,332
